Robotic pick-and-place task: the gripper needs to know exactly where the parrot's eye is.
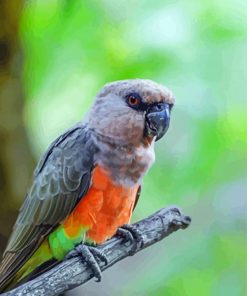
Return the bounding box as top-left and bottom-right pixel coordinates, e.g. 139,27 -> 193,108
126,93 -> 141,108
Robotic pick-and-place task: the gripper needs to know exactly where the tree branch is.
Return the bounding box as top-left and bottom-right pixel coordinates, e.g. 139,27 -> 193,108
2,206 -> 191,296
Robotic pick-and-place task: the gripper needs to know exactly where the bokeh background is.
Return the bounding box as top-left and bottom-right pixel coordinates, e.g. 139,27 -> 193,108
0,0 -> 246,295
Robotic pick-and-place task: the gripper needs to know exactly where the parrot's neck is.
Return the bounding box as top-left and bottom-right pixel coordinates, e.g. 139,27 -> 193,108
91,130 -> 155,187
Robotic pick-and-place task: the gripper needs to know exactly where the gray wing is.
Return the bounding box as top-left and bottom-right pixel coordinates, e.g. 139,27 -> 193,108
0,124 -> 97,288
133,185 -> 141,211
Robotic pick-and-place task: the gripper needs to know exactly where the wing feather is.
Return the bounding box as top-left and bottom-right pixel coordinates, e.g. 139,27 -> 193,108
133,185 -> 142,211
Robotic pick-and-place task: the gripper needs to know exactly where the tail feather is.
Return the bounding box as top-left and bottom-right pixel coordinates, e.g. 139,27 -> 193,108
0,239 -> 53,292
0,250 -> 30,292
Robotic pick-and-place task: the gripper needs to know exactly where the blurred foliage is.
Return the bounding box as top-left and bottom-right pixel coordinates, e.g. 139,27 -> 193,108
0,0 -> 34,253
7,0 -> 247,294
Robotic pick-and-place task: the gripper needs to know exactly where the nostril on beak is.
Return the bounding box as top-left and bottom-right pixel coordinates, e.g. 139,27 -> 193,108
151,104 -> 163,112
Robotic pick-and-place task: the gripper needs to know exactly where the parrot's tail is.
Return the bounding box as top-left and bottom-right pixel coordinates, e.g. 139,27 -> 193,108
0,239 -> 54,292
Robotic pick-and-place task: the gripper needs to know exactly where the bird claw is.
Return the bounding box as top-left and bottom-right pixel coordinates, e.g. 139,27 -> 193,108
117,224 -> 144,255
66,244 -> 108,282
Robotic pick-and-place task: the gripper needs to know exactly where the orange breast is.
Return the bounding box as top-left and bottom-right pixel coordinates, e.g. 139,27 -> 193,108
63,166 -> 139,244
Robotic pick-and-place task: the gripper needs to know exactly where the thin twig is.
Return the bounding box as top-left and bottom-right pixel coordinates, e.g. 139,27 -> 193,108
2,206 -> 191,296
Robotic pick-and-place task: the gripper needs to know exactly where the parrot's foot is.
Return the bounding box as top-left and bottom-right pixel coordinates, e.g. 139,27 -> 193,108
117,224 -> 144,255
66,244 -> 108,282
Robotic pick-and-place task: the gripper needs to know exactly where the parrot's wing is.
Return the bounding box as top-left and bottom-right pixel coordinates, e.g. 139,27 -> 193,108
133,185 -> 142,211
0,124 -> 96,288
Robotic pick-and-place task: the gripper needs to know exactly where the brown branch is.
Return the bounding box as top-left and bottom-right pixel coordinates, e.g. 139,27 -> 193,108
2,206 -> 191,296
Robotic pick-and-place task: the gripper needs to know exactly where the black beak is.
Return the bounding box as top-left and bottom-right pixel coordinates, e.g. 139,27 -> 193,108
145,103 -> 170,141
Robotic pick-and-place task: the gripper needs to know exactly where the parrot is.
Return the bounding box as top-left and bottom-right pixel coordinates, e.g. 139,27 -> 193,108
0,79 -> 175,292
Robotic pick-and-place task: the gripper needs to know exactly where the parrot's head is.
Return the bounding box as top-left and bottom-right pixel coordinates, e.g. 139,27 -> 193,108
88,79 -> 175,146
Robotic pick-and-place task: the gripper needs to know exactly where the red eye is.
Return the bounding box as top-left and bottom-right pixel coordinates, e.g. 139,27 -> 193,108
128,95 -> 140,106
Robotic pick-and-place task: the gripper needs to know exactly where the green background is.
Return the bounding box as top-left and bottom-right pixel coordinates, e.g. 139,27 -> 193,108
19,0 -> 247,295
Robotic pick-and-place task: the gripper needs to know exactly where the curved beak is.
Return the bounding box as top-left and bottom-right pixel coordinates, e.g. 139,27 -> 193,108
144,103 -> 170,141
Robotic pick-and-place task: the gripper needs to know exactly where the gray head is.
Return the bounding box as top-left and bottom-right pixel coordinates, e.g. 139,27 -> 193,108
88,79 -> 175,146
